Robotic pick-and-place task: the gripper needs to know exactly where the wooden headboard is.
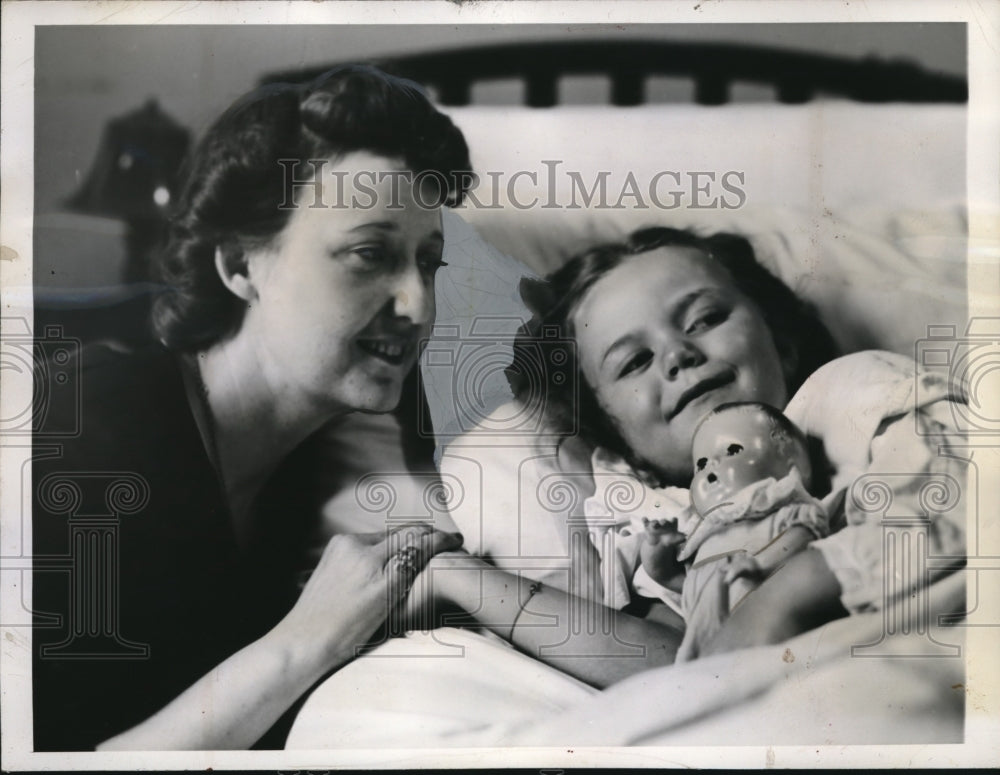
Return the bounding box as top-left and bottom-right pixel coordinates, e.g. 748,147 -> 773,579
261,40 -> 967,107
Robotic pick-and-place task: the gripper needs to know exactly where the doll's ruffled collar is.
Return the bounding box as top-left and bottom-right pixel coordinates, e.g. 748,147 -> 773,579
679,467 -> 820,559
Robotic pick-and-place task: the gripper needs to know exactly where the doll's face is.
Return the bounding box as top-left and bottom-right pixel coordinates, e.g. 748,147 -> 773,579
690,406 -> 807,514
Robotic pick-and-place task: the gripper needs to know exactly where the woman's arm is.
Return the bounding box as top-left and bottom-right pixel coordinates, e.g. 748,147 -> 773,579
410,553 -> 683,689
99,526 -> 462,750
97,624 -> 332,750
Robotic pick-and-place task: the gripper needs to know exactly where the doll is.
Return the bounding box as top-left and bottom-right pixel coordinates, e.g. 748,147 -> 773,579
641,402 -> 829,662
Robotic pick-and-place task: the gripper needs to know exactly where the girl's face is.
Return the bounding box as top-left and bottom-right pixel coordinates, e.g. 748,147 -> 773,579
573,248 -> 789,484
689,408 -> 803,514
239,152 -> 444,416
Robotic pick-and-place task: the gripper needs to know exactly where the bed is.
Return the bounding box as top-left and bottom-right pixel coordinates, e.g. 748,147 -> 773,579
277,39 -> 974,755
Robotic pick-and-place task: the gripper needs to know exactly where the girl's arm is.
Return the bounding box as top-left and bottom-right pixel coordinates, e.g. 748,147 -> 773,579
409,553 -> 683,689
702,547 -> 847,657
707,391 -> 969,657
99,527 -> 462,750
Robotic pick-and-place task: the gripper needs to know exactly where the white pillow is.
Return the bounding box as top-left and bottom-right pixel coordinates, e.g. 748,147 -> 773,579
439,403 -> 587,593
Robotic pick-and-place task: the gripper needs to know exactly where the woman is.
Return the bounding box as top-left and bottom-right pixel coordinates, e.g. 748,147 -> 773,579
32,65 -> 470,751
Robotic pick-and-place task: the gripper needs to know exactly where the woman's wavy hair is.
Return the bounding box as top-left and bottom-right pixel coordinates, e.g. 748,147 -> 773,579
153,65 -> 473,351
506,226 -> 839,480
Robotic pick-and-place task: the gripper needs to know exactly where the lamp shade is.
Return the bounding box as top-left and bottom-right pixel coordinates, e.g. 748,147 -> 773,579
67,99 -> 191,221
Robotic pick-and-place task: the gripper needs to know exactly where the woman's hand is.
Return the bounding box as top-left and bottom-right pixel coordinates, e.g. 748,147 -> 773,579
275,524 -> 464,677
98,523 -> 462,751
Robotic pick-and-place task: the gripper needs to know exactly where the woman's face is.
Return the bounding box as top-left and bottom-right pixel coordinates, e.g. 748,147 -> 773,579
573,247 -> 789,484
240,152 -> 444,416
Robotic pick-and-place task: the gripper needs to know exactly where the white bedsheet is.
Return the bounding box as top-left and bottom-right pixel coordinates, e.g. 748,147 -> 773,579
287,575 -> 965,750
285,627 -> 596,749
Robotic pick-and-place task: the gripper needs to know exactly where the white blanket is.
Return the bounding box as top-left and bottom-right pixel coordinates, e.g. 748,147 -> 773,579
286,574 -> 965,750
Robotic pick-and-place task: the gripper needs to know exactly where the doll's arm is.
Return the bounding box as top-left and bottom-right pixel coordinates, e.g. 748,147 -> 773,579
639,517 -> 687,590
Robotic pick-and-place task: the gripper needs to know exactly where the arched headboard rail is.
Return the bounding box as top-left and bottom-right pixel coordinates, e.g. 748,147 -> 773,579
261,40 -> 967,106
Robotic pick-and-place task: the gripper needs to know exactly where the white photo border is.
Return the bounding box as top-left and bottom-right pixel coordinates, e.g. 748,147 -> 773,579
2,0 -> 998,770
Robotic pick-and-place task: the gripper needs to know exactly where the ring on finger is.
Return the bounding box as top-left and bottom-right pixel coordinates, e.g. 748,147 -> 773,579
392,545 -> 420,576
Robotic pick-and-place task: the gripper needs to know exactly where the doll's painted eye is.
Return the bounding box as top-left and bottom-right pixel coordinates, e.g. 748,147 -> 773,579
727,444 -> 743,456
696,457 -> 708,471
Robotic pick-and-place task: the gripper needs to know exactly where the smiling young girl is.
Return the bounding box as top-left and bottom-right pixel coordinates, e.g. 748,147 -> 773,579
510,226 -> 966,656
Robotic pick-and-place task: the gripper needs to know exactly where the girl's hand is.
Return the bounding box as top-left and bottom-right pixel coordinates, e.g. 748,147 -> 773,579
397,548 -> 477,632
275,524 -> 463,675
